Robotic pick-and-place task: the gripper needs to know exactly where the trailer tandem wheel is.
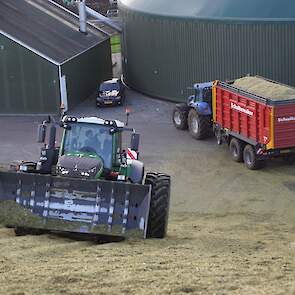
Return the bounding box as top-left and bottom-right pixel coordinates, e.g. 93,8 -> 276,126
229,138 -> 245,162
243,144 -> 265,170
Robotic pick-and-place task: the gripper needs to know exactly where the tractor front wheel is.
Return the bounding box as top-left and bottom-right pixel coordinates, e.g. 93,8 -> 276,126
172,104 -> 189,130
145,172 -> 170,238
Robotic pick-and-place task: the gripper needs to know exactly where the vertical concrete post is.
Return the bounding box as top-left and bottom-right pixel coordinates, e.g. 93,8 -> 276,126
78,0 -> 87,34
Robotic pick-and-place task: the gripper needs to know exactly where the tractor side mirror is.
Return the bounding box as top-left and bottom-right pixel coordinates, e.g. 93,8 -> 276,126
130,133 -> 140,151
63,124 -> 71,130
37,124 -> 47,143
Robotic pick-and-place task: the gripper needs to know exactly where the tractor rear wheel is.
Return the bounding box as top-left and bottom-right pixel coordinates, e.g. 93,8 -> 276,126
229,138 -> 245,162
188,109 -> 211,140
145,172 -> 170,238
172,104 -> 189,130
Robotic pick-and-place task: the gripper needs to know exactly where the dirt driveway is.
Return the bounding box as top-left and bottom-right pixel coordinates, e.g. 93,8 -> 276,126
0,89 -> 295,294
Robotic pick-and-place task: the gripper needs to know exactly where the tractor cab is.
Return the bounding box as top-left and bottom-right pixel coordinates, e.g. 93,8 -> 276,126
186,82 -> 213,116
189,82 -> 213,104
56,116 -> 140,181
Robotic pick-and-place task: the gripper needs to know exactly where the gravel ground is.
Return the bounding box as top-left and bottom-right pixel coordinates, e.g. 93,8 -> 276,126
0,88 -> 295,294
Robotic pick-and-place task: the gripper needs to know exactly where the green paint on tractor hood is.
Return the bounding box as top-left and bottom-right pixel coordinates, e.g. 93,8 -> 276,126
58,152 -> 104,179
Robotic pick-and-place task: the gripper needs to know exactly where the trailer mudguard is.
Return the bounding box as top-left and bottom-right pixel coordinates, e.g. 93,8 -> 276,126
0,171 -> 151,238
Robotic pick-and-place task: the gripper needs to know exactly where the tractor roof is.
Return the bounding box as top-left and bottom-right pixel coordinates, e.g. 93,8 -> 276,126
65,116 -> 125,128
193,82 -> 213,90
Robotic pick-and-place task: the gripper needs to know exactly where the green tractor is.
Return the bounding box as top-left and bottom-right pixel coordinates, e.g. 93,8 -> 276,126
0,116 -> 170,239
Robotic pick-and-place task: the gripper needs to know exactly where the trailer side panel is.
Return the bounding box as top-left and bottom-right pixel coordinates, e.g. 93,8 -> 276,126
215,85 -> 272,146
274,104 -> 295,148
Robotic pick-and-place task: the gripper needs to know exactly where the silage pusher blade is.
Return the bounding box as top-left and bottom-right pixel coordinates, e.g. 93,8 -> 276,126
0,171 -> 151,238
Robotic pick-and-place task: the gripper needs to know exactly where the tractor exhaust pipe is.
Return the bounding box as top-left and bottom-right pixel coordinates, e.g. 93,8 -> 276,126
37,124 -> 47,143
48,125 -> 56,150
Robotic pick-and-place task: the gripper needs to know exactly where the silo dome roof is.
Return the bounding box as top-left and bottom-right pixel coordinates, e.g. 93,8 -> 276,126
119,0 -> 295,21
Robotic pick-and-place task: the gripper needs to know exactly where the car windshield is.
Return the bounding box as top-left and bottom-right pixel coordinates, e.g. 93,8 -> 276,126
100,82 -> 120,92
63,123 -> 113,169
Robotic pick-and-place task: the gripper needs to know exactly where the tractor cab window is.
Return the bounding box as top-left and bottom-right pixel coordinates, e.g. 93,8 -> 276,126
63,123 -> 113,169
194,84 -> 212,103
202,87 -> 212,104
194,86 -> 201,101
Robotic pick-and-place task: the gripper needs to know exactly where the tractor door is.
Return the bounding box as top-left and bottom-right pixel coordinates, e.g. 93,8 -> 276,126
202,87 -> 212,105
113,131 -> 123,166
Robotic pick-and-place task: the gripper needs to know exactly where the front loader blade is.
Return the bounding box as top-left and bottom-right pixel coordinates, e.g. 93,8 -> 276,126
0,171 -> 151,238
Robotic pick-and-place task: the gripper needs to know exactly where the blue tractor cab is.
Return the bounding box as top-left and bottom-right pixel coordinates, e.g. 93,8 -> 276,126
187,82 -> 213,116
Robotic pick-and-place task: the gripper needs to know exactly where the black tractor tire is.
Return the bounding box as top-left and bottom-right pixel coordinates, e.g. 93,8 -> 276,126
145,172 -> 170,238
172,104 -> 189,130
188,109 -> 211,140
229,138 -> 245,162
243,144 -> 264,170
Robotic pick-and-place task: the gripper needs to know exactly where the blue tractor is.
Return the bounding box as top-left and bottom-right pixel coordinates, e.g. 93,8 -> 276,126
172,82 -> 213,139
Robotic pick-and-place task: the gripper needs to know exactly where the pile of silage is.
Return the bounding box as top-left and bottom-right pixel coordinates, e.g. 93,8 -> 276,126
233,76 -> 295,101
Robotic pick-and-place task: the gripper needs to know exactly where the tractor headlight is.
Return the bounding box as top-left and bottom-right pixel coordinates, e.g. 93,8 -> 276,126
57,166 -> 69,175
117,175 -> 126,181
81,171 -> 90,177
65,116 -> 77,123
88,167 -> 97,174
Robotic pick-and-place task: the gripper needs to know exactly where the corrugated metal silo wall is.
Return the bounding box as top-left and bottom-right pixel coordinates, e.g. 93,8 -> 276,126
0,34 -> 60,113
121,9 -> 295,102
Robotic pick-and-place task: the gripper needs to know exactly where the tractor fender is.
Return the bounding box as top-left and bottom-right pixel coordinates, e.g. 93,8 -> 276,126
188,101 -> 212,116
129,160 -> 144,184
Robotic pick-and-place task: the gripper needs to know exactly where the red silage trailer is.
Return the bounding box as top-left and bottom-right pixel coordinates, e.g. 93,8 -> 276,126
213,79 -> 295,169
